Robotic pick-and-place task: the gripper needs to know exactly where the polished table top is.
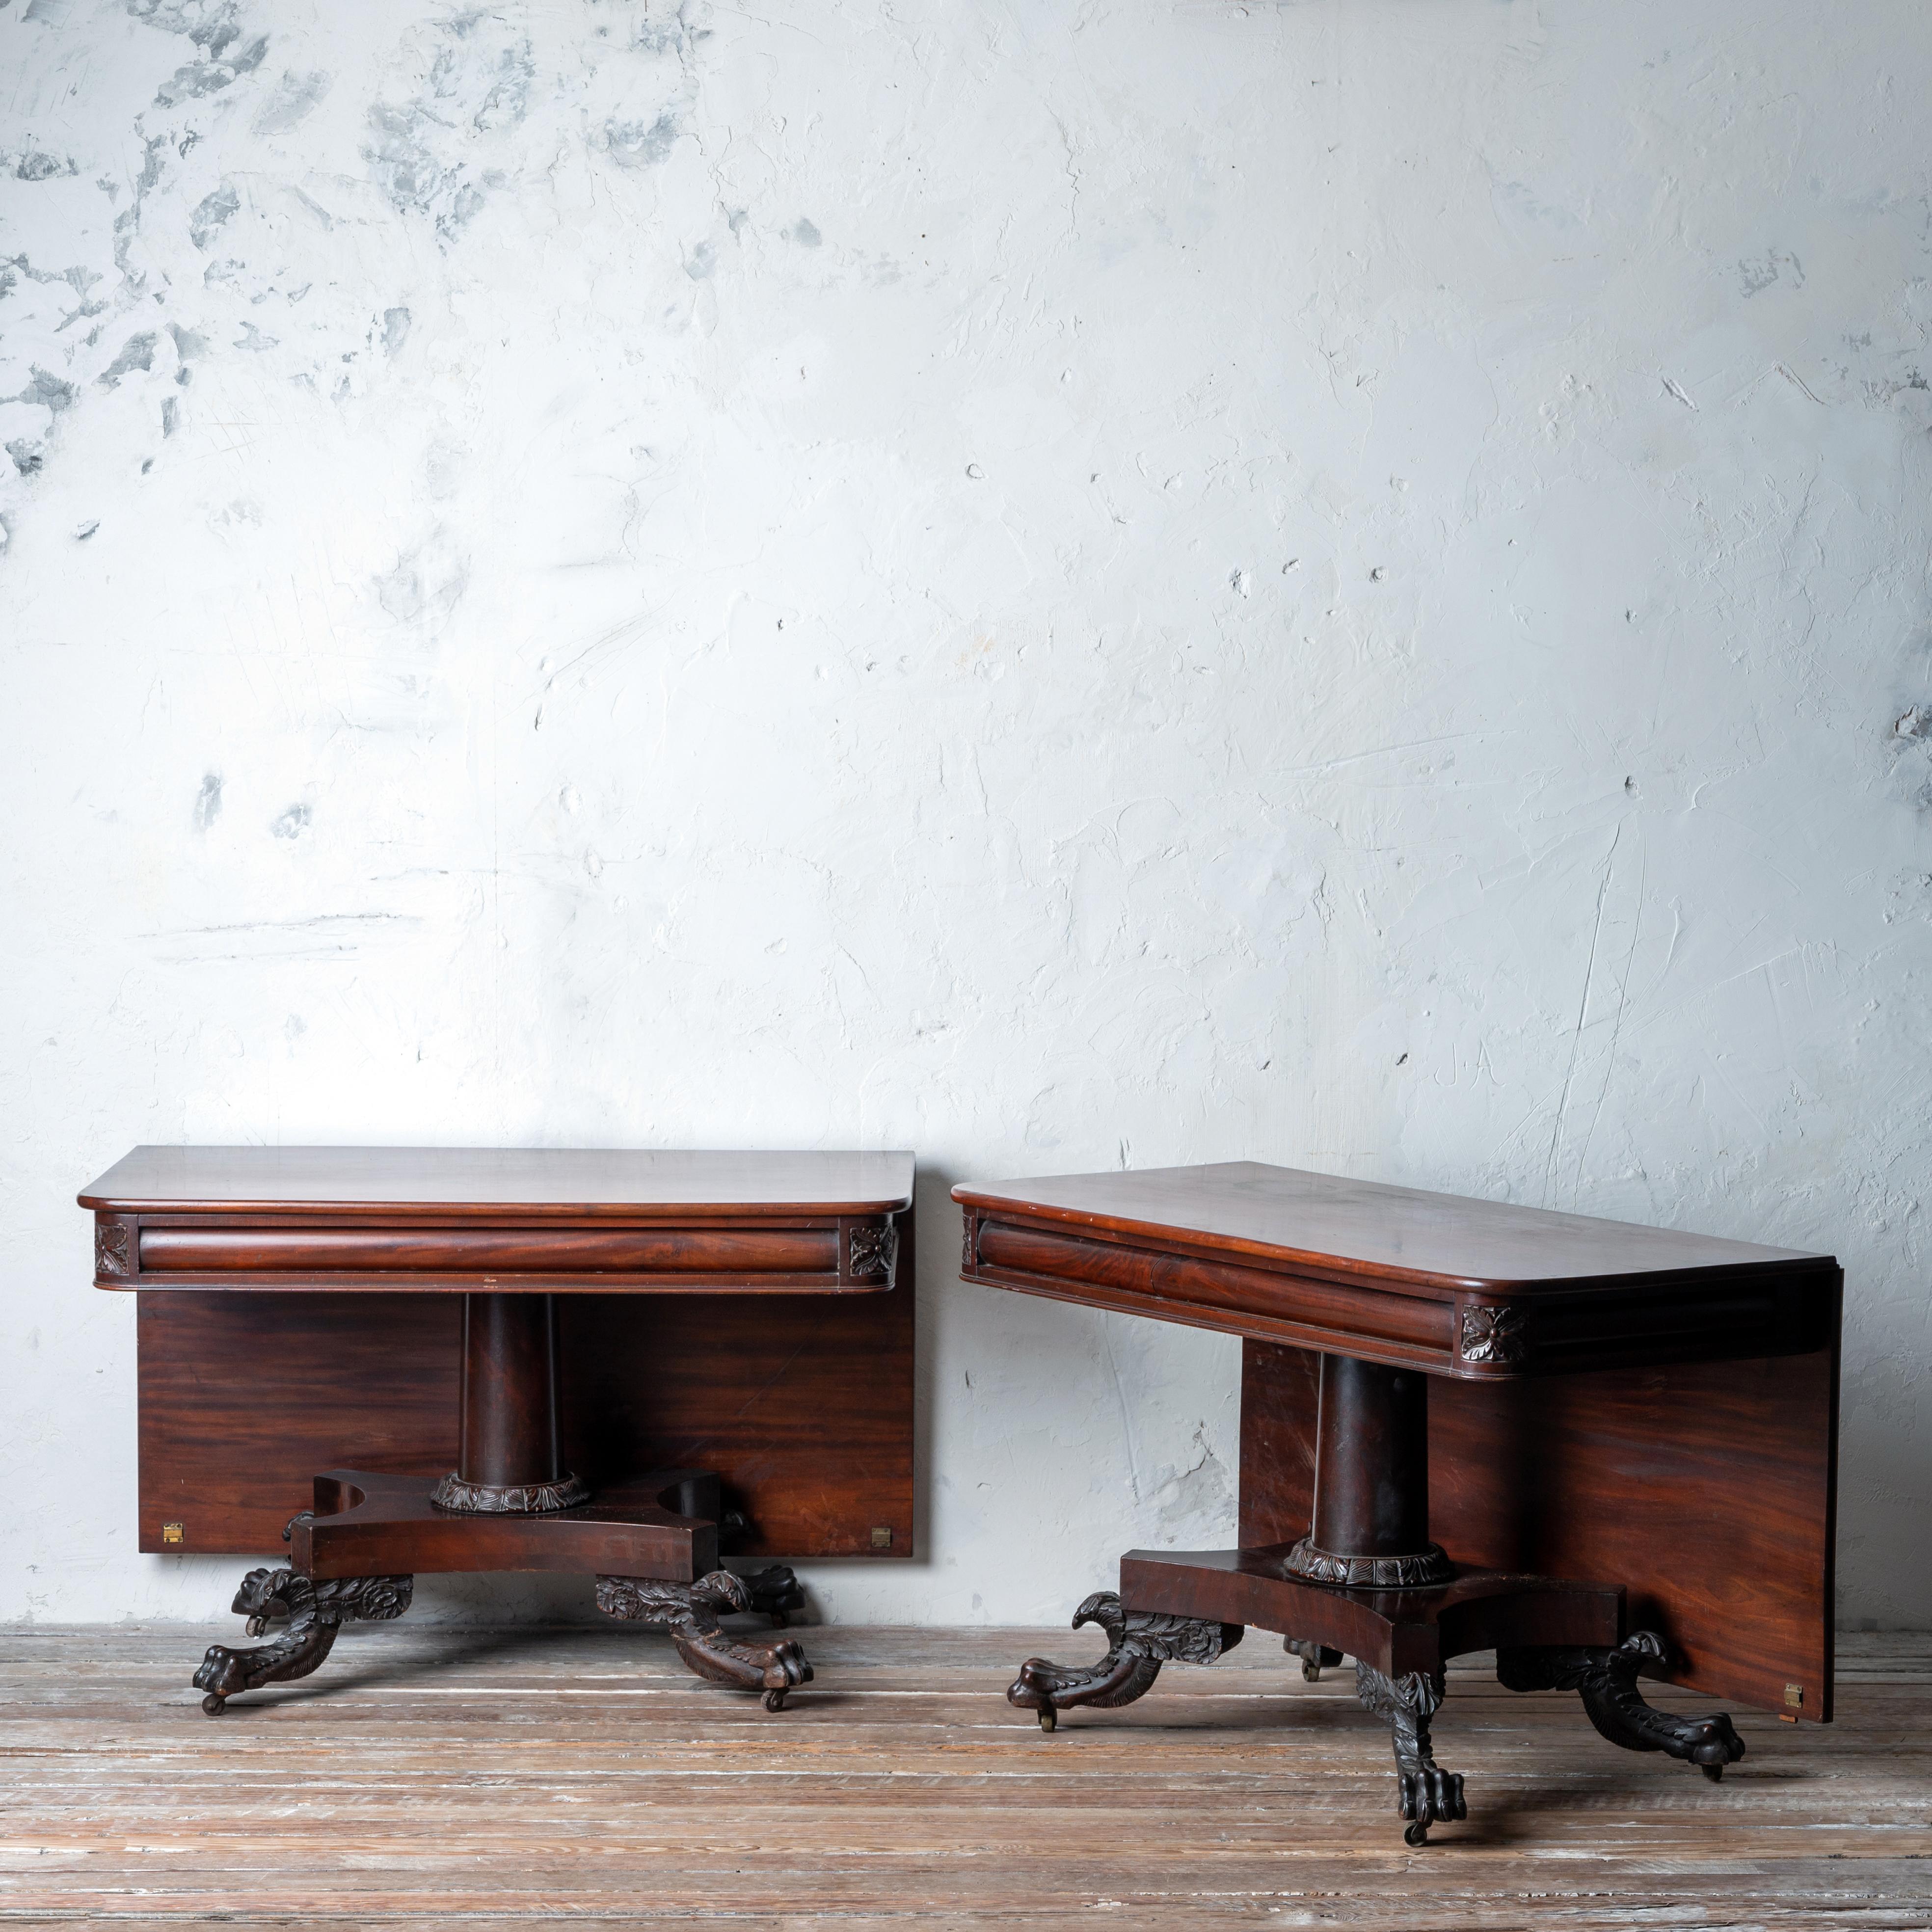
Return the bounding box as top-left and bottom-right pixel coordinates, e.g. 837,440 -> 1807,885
82,1147 -> 915,1294
955,1160 -> 1837,1378
82,1146 -> 915,1217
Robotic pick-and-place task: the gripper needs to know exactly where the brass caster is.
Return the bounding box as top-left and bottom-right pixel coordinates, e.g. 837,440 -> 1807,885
201,1693 -> 227,1717
1701,1763 -> 1724,1783
763,1687 -> 788,1713
1403,1820 -> 1429,1848
1038,1705 -> 1058,1733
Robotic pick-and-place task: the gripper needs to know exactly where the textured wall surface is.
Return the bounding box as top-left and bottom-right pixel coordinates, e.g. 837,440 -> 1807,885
3,0 -> 1929,1630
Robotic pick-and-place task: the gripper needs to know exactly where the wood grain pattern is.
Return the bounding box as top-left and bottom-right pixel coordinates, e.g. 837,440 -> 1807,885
1120,1546 -> 1624,1680
971,1218 -> 1833,1380
135,1230 -> 916,1561
960,1166 -> 1837,1380
1,1625 -> 1924,1928
291,1470 -> 719,1581
974,1216 -> 1456,1363
956,1160 -> 1826,1289
1239,1335 -> 1840,1721
135,1225 -> 842,1278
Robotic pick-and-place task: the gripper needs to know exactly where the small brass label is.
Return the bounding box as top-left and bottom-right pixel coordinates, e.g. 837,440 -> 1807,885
161,1522 -> 185,1546
870,1526 -> 893,1550
1784,1682 -> 1804,1709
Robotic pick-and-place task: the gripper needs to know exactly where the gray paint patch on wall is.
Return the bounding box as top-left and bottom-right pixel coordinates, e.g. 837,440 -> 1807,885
364,105 -> 482,239
154,35 -> 268,109
188,182 -> 239,249
604,111 -> 681,168
97,332 -> 158,387
9,367 -> 79,419
12,148 -> 76,181
253,69 -> 329,134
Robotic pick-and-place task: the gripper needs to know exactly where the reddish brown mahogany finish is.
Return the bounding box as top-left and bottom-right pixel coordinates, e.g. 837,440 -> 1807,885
454,1294 -> 568,1492
296,1470 -> 719,1580
135,1280 -> 916,1558
1120,1546 -> 1623,1682
85,1147 -> 910,1294
135,1226 -> 842,1281
959,1161 -> 1836,1380
95,1147 -> 916,1717
1295,1355 -> 1442,1581
1240,1333 -> 1841,1721
956,1160 -> 1841,1724
95,1148 -> 915,1554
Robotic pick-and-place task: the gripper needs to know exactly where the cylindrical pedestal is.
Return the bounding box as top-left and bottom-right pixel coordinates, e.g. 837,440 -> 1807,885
1284,1352 -> 1451,1587
430,1292 -> 590,1513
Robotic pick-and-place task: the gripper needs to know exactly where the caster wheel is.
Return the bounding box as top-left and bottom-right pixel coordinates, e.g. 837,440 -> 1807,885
763,1688 -> 788,1713
201,1693 -> 227,1717
1037,1706 -> 1058,1733
1402,1820 -> 1430,1848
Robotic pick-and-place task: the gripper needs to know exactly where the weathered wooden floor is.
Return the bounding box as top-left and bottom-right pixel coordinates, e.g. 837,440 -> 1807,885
0,1622 -> 1926,1929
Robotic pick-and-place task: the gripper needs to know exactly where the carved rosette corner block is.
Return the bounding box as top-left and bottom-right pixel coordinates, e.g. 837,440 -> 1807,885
192,1566 -> 413,1716
429,1472 -> 591,1514
848,1220 -> 899,1282
596,1568 -> 813,1711
1007,1590 -> 1245,1732
1354,1662 -> 1466,1845
1458,1301 -> 1530,1367
95,1218 -> 133,1280
1496,1630 -> 1746,1780
1283,1538 -> 1453,1589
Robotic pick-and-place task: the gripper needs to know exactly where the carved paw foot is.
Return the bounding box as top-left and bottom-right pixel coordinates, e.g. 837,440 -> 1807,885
1008,1591 -> 1244,1731
1355,1662 -> 1466,1845
1497,1630 -> 1746,1780
596,1570 -> 814,1710
191,1568 -> 412,1715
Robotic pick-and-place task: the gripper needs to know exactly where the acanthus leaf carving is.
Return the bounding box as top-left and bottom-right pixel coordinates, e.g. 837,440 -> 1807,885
95,1219 -> 133,1279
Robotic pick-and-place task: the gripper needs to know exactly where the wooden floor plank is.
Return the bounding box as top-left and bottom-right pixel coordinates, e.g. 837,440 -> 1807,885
0,1625 -> 1926,1928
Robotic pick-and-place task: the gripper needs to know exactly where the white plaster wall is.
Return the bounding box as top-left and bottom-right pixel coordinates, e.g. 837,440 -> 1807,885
2,0 -> 1928,1631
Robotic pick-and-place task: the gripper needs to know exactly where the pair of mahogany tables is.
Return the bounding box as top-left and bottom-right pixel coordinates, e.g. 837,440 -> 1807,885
82,1147 -> 1840,1845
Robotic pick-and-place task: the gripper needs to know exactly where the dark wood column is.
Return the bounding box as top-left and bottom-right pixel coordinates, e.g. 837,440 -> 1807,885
431,1292 -> 589,1513
1285,1352 -> 1451,1587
